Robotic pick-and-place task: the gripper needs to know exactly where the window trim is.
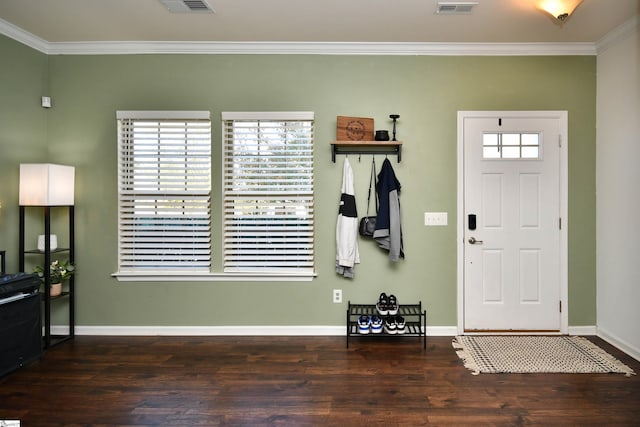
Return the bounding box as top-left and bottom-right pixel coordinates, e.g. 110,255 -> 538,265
113,110 -> 316,282
221,111 -> 316,276
111,271 -> 316,282
115,110 -> 212,277
221,111 -> 314,121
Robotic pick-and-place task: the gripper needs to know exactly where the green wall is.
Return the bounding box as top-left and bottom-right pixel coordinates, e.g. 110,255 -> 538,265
0,35 -> 597,328
0,35 -> 49,241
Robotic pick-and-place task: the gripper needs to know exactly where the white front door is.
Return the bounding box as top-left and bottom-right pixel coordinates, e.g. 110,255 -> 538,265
458,111 -> 568,332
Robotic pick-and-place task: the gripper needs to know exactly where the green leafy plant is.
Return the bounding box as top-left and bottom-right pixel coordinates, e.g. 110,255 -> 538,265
34,259 -> 75,284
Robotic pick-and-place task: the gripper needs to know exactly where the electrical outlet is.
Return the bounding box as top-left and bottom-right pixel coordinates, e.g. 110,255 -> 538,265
424,212 -> 448,226
333,289 -> 342,303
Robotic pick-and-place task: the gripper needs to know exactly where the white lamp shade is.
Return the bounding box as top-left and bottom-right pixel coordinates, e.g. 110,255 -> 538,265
19,163 -> 75,206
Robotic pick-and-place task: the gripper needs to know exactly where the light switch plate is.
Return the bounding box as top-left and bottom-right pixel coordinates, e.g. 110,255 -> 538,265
424,212 -> 448,226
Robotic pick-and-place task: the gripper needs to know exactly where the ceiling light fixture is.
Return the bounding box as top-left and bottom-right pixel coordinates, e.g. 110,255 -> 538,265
537,0 -> 583,23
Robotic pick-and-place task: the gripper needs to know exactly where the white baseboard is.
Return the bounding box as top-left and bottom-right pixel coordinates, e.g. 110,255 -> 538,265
568,325 -> 597,335
426,326 -> 458,336
597,327 -> 640,362
55,325 -> 459,337
55,325 -> 601,338
60,325 -> 345,336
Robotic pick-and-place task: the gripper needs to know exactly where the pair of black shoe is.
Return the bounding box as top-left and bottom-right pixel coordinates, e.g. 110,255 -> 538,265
384,315 -> 406,334
376,292 -> 398,316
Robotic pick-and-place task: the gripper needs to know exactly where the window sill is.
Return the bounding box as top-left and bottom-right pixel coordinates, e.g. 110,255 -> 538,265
111,271 -> 316,282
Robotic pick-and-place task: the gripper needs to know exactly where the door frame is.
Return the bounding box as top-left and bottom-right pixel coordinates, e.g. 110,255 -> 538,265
456,111 -> 569,335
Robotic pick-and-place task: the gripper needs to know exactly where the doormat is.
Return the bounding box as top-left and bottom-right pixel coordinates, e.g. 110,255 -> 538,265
452,335 -> 635,376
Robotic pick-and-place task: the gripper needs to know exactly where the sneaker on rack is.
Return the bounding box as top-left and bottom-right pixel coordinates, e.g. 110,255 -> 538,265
358,315 -> 371,334
384,316 -> 397,334
395,315 -> 406,334
387,294 -> 399,315
376,293 -> 389,316
370,315 -> 383,334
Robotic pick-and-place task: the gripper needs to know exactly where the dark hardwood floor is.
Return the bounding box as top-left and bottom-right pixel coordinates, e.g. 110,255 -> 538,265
1,335 -> 639,426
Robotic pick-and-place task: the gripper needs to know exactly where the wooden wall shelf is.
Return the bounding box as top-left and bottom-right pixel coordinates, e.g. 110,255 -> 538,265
331,141 -> 403,163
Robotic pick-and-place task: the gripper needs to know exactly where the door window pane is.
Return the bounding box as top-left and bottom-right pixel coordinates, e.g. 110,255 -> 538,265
482,133 -> 540,159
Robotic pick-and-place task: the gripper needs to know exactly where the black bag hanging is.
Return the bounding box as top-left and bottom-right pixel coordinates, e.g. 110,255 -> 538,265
359,157 -> 378,237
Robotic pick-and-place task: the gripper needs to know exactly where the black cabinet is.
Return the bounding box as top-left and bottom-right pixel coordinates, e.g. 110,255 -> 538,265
346,301 -> 426,349
0,291 -> 42,377
19,205 -> 75,348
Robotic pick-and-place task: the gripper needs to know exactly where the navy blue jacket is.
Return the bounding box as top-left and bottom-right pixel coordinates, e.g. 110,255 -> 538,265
373,158 -> 404,260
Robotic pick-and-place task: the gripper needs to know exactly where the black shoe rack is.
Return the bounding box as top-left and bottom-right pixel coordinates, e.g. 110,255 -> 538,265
346,301 -> 426,349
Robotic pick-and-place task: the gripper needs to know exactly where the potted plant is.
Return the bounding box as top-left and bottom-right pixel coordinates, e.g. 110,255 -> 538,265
34,259 -> 75,297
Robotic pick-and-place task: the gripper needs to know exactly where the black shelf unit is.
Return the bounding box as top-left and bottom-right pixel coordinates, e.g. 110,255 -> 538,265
346,301 -> 426,349
331,141 -> 402,163
19,205 -> 75,349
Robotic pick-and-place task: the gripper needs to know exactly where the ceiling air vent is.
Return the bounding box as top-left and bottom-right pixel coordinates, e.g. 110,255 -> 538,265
159,0 -> 214,13
435,2 -> 478,14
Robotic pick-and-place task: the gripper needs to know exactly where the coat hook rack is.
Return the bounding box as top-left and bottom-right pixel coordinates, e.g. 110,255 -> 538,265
330,141 -> 402,163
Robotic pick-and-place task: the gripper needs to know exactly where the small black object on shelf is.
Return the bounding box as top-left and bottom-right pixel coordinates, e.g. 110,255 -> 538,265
389,114 -> 400,141
374,130 -> 390,141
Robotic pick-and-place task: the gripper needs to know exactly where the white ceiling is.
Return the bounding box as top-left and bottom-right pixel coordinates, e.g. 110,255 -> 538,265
0,0 -> 638,53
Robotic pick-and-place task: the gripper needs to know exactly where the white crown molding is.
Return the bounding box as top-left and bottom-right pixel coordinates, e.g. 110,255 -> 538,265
1,18 -> 597,56
0,18 -> 49,53
596,14 -> 638,54
44,40 -> 597,56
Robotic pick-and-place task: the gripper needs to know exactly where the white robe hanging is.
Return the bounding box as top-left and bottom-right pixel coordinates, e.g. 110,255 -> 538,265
336,158 -> 360,278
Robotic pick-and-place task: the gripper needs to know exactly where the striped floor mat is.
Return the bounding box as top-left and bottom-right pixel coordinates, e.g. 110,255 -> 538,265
453,335 -> 635,376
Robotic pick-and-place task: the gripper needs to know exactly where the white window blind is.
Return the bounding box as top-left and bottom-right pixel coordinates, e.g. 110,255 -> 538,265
222,112 -> 315,274
117,111 -> 211,272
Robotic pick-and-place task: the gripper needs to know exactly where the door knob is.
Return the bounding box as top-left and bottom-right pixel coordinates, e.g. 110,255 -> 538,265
468,237 -> 483,244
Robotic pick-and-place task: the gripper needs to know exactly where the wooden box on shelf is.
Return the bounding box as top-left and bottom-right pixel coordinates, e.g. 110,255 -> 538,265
336,116 -> 374,141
